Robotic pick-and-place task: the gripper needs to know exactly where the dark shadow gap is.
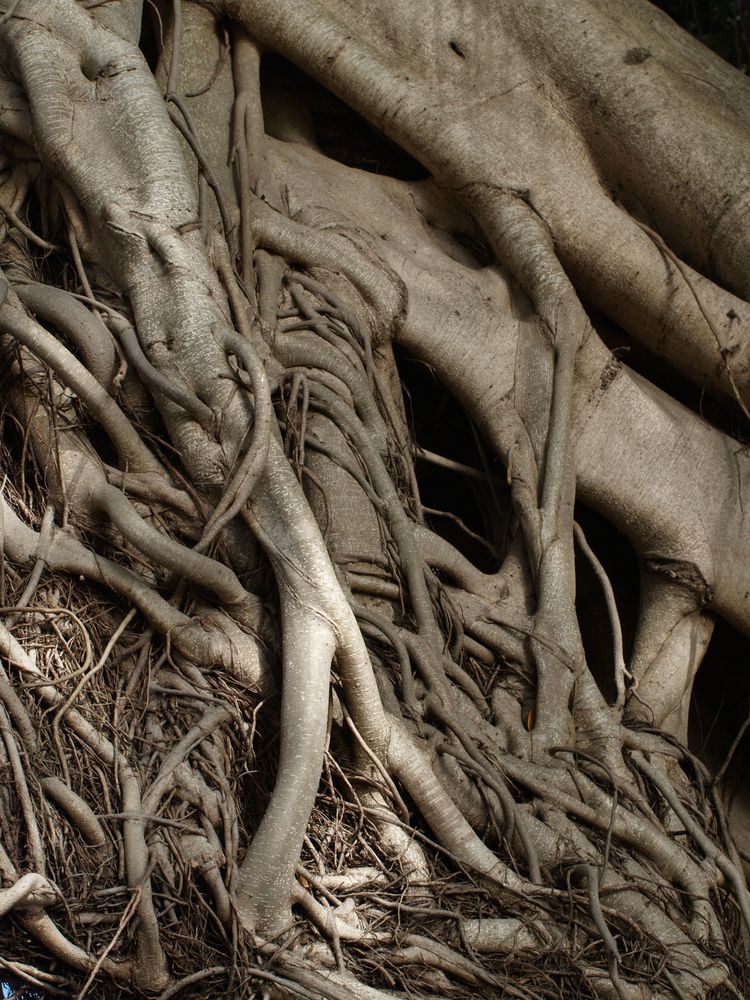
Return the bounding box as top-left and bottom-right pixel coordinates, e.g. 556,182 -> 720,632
138,2 -> 163,73
690,616 -> 750,864
574,502 -> 640,705
260,53 -> 430,181
395,351 -> 505,574
651,0 -> 750,71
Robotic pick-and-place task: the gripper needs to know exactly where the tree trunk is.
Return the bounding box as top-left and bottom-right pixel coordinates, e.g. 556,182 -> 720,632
0,1 -> 747,997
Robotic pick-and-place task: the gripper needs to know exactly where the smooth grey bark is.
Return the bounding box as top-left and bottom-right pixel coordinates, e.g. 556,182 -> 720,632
0,1 -> 747,997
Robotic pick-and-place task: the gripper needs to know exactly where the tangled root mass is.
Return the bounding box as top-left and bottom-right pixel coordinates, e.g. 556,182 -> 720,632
0,1 -> 749,997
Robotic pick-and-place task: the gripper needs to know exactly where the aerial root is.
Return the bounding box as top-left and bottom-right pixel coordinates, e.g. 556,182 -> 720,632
106,312 -> 214,430
193,328 -> 274,552
13,281 -> 118,390
39,776 -> 106,847
0,6 -> 745,993
0,283 -> 162,475
632,750 -> 750,934
0,871 -> 57,919
0,494 -> 264,685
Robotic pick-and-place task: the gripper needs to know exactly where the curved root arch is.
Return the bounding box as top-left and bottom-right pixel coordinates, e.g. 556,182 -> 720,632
0,1 -> 747,998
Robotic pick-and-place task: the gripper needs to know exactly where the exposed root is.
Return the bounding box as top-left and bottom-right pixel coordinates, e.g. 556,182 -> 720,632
0,2 -> 746,998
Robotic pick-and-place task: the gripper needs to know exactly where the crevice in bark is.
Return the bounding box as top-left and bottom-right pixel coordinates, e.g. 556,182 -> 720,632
260,53 -> 431,182
397,351 -> 505,572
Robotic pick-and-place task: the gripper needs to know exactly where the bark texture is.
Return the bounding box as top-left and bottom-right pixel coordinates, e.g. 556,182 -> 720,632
0,1 -> 747,998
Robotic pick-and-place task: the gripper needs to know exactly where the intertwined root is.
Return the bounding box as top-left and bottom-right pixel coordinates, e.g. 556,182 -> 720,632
0,1 -> 748,998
